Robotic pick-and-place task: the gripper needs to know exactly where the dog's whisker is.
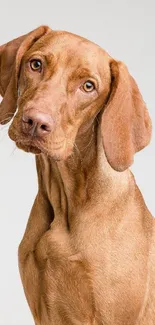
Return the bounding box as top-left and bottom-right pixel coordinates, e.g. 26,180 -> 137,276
0,118 -> 10,125
80,125 -> 95,152
95,116 -> 100,125
73,142 -> 83,166
0,113 -> 14,124
1,112 -> 14,118
10,145 -> 17,156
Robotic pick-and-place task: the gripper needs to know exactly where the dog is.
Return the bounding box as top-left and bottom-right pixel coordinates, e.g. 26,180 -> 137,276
0,25 -> 155,325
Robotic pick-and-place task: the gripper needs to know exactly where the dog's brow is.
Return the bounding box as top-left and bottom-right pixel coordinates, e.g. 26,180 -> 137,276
68,67 -> 94,82
24,51 -> 54,62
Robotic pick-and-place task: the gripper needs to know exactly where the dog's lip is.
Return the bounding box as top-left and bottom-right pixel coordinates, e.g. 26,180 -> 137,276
9,128 -> 66,155
16,137 -> 66,155
16,140 -> 42,154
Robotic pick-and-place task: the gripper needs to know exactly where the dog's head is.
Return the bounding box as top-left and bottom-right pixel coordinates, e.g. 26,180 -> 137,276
0,26 -> 152,171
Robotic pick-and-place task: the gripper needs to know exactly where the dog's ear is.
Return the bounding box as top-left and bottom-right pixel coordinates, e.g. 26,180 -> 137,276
0,25 -> 51,124
101,60 -> 152,171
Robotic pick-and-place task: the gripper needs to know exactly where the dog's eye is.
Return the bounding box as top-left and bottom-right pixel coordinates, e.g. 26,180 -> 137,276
82,80 -> 95,92
30,59 -> 42,72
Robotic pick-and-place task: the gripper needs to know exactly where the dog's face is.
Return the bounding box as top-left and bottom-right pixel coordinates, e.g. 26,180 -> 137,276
9,31 -> 111,160
0,26 -> 152,171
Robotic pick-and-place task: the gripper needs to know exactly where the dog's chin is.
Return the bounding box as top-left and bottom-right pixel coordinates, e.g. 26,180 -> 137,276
16,142 -> 42,154
9,128 -> 74,160
15,141 -> 73,161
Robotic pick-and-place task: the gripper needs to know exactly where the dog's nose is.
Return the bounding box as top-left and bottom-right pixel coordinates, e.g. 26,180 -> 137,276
22,110 -> 53,137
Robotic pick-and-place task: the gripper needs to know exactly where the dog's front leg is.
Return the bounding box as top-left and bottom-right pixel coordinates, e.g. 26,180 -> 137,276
18,189 -> 54,324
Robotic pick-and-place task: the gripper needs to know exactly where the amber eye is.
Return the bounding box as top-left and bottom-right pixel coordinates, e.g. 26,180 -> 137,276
30,59 -> 42,72
82,80 -> 95,92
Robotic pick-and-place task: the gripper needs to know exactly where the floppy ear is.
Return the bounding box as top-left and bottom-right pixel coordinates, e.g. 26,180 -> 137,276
0,25 -> 51,124
101,60 -> 152,172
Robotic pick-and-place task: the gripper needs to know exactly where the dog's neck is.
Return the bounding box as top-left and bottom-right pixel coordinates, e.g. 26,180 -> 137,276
40,123 -> 132,226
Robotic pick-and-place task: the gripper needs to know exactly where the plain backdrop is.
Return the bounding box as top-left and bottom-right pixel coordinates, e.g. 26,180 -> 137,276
0,1 -> 155,324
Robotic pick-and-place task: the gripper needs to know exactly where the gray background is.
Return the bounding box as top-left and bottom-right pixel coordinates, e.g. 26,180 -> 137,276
0,1 -> 154,324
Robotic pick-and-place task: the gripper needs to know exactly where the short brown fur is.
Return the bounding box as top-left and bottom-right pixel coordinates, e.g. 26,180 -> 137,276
0,26 -> 154,325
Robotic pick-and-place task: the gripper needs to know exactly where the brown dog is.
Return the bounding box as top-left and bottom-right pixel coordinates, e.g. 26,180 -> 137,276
0,25 -> 155,325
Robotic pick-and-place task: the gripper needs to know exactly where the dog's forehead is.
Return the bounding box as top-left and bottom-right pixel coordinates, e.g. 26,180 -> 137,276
33,31 -> 100,52
27,31 -> 110,68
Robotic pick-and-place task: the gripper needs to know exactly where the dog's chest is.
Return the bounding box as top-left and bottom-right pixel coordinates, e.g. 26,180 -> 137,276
32,158 -> 150,324
33,213 -> 149,325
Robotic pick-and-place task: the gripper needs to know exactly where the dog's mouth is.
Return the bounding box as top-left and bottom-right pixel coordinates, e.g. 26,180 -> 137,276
16,141 -> 42,154
16,138 -> 74,162
10,135 -> 70,160
8,126 -> 74,160
15,138 -> 66,158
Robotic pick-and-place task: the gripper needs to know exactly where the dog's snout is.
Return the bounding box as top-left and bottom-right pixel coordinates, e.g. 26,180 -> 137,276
22,110 -> 53,137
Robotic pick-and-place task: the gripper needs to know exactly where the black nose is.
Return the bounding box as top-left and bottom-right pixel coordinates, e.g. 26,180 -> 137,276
22,110 -> 53,137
